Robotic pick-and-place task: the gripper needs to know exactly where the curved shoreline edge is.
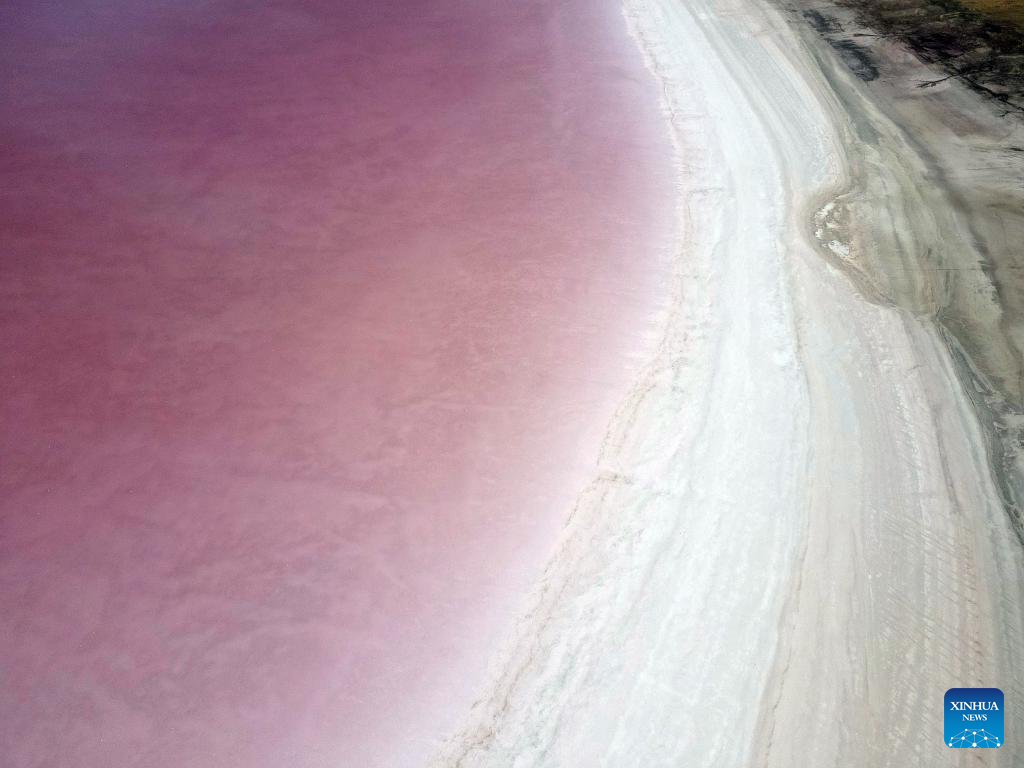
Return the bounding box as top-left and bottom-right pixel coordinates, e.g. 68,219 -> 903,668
431,0 -> 1024,765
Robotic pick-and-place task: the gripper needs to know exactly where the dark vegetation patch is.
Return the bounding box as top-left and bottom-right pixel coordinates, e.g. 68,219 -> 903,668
828,38 -> 881,79
803,8 -> 843,32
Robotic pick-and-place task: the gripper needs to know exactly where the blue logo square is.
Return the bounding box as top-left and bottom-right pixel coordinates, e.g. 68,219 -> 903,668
945,688 -> 1003,748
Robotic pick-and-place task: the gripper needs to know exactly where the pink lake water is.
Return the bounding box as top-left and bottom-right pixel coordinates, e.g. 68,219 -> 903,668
0,1 -> 674,765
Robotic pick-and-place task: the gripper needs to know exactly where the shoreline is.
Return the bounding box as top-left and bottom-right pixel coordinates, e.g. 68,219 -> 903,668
432,0 -> 818,761
430,0 -> 1024,764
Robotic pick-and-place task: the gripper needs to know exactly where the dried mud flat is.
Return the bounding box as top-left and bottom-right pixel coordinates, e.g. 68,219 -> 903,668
812,0 -> 1024,108
779,0 -> 1024,542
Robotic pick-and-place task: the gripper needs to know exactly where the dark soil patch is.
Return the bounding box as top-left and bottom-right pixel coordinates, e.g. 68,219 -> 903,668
828,38 -> 881,79
835,0 -> 1024,109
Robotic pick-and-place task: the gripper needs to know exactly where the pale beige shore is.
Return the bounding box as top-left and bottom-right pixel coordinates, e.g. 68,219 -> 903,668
781,0 -> 1024,544
756,5 -> 1024,762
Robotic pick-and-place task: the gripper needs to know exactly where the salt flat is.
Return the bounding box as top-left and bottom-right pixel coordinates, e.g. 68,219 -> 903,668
433,0 -> 1024,765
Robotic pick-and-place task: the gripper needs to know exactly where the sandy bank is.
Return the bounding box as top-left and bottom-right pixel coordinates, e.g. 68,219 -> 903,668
781,0 -> 1024,541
